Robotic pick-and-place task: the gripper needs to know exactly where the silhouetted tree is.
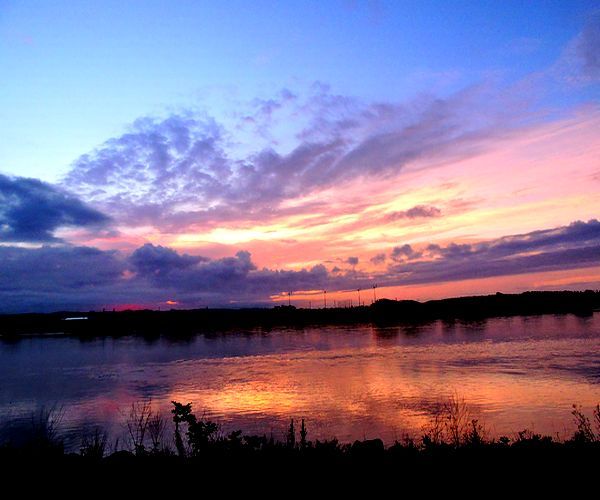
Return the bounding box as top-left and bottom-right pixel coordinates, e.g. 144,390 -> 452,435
171,401 -> 219,456
171,401 -> 193,457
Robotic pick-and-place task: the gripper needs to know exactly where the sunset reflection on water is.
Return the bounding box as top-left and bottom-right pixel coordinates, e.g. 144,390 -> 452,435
1,313 -> 599,446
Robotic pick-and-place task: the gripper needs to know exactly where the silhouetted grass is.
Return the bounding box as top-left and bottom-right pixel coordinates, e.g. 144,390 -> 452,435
1,398 -> 599,484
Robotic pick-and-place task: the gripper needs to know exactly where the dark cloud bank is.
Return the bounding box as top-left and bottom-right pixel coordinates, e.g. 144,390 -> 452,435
0,174 -> 109,242
0,219 -> 598,313
384,219 -> 600,286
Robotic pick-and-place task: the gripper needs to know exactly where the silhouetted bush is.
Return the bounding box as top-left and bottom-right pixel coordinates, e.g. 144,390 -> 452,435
1,398 -> 600,482
171,400 -> 219,456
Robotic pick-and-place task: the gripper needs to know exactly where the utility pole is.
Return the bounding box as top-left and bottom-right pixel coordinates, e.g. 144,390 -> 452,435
323,290 -> 327,309
372,284 -> 378,304
288,291 -> 292,306
357,288 -> 361,307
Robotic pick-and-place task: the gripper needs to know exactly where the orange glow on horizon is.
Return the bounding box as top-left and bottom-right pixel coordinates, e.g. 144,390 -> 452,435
270,266 -> 600,307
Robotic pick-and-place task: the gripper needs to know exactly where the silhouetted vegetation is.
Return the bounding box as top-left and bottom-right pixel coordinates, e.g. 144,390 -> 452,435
1,398 -> 599,481
1,290 -> 598,338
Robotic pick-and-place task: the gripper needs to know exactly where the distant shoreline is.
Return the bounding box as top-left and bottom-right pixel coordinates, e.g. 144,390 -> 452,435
1,290 -> 598,338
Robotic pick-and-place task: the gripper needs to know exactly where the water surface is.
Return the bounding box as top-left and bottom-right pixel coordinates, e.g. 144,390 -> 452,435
1,313 -> 599,447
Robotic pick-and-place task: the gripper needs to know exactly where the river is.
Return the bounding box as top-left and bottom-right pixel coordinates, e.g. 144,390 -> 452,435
1,313 -> 599,448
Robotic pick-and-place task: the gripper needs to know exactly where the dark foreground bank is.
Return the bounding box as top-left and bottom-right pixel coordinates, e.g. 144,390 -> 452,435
1,290 -> 599,337
2,400 -> 600,485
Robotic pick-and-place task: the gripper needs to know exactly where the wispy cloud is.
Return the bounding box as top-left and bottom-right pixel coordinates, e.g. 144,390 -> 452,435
386,205 -> 442,221
576,11 -> 600,80
550,11 -> 600,85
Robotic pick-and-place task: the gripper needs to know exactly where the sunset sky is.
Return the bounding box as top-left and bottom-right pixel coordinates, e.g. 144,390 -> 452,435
1,1 -> 599,312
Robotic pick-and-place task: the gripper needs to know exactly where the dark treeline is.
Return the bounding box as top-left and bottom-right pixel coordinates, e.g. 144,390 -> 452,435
1,290 -> 599,337
1,399 -> 599,484
0,290 -> 600,336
